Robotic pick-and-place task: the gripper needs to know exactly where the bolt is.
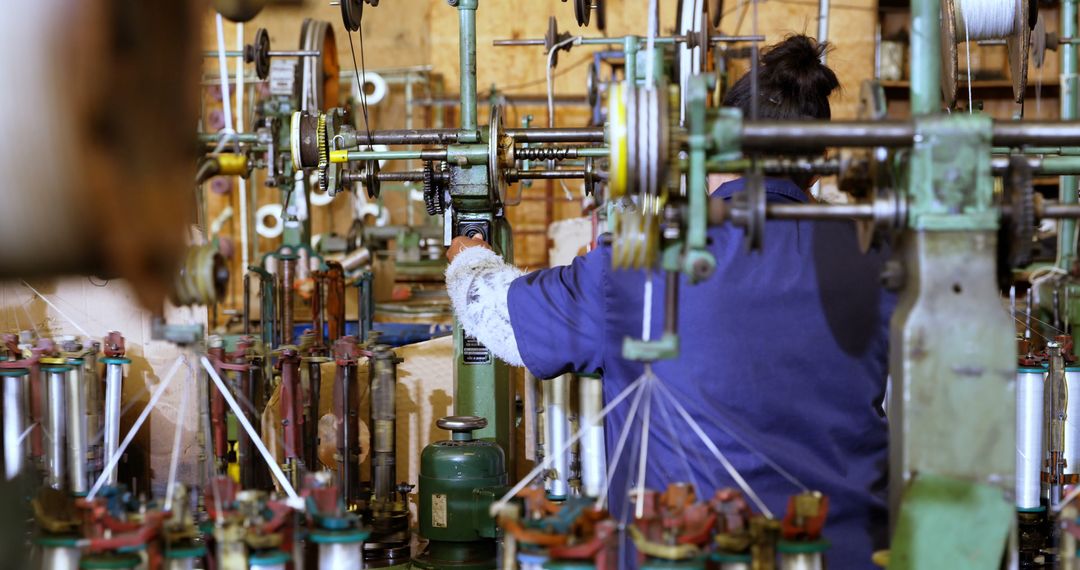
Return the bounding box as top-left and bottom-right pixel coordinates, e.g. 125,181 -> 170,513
456,155 -> 469,167
880,259 -> 905,291
692,259 -> 713,280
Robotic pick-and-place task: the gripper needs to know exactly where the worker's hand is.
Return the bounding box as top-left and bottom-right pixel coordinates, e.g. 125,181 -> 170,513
447,234 -> 492,263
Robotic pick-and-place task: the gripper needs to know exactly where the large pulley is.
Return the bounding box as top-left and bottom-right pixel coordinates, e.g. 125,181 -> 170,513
296,19 -> 340,112
606,82 -> 670,200
290,109 -> 368,197
488,104 -> 512,204
607,81 -> 670,269
998,154 -> 1036,288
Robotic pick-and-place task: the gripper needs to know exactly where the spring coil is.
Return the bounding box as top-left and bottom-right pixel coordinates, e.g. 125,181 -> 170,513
611,208 -> 658,270
317,113 -> 329,191
515,147 -> 581,161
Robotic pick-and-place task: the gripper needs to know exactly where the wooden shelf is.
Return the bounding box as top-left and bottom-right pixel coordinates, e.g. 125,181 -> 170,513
881,79 -> 1060,100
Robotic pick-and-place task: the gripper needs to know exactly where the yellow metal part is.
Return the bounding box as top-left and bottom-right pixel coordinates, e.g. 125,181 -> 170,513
330,149 -> 350,163
216,154 -> 248,176
627,525 -> 700,561
39,357 -> 67,365
607,82 -> 629,197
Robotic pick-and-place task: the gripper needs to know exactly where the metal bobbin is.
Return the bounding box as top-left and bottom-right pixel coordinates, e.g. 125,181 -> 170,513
171,245 -> 229,306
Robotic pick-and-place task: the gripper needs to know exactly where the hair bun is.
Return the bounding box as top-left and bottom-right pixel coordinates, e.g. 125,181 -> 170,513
761,35 -> 839,102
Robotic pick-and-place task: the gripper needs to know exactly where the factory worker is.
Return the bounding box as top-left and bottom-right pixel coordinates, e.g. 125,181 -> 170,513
445,35 -> 894,569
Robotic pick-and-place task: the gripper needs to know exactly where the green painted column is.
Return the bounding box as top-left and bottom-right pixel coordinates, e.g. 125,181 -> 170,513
458,0 -> 479,135
909,0 -> 941,114
1061,0 -> 1078,271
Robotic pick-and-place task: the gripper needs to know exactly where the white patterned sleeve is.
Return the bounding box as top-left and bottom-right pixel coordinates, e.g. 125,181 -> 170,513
444,246 -> 525,366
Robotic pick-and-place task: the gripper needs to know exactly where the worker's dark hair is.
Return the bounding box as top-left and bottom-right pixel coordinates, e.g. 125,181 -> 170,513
723,35 -> 839,120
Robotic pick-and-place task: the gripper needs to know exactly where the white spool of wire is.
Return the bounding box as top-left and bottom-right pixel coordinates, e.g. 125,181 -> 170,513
1016,365 -> 1046,511
352,71 -> 387,106
1064,365 -> 1080,476
941,0 -> 1031,107
255,203 -> 285,238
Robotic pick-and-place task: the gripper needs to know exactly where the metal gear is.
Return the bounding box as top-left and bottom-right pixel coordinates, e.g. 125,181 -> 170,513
1000,155 -> 1036,283
423,161 -> 446,215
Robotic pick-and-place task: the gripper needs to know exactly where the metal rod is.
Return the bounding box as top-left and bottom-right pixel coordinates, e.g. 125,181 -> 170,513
103,362 -> 123,485
46,368 -> 66,490
1062,0 -> 1079,273
765,203 -> 875,219
370,347 -> 400,504
507,169 -> 585,180
282,255 -> 296,345
507,127 -> 605,143
492,34 -> 765,47
738,120 -> 1080,149
345,149 -> 448,161
543,374 -> 571,500
65,364 -> 87,495
201,50 -> 320,58
458,0 -> 479,133
3,373 -> 27,480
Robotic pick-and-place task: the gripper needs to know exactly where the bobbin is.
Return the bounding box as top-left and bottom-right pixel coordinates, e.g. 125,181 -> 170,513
940,0 -> 1034,106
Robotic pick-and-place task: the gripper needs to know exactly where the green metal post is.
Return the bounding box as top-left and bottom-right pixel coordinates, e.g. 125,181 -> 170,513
458,0 -> 479,137
624,36 -> 639,84
909,0 -> 941,114
1061,0 -> 1078,271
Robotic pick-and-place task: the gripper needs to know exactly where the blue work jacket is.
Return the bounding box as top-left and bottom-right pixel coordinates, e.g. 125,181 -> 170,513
507,177 -> 894,569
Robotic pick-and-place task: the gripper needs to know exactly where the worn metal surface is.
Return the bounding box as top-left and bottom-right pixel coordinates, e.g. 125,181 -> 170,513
888,231 -> 1016,534
890,475 -> 1012,569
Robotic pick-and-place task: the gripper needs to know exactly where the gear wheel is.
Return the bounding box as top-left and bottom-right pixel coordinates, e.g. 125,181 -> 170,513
999,155 -> 1036,289
423,161 -> 446,215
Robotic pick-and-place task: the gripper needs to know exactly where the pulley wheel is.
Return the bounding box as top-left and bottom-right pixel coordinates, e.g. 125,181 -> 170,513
341,0 -> 363,32
363,158 -> 380,199
488,104 -> 511,204
596,0 -> 607,31
575,0 -> 591,27
709,0 -> 723,29
251,28 -> 271,80
296,19 -> 340,111
290,111 -> 322,170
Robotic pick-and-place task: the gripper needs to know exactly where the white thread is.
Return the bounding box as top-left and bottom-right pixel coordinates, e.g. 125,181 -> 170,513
490,374 -> 648,517
89,356 -> 185,500
200,357 -> 300,503
956,0 -> 1017,41
214,15 -> 233,133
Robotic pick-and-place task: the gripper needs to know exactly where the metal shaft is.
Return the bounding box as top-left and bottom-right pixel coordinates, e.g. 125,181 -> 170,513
46,368 -> 66,490
103,362 -> 123,485
370,346 -> 400,503
1048,342 -> 1068,506
282,255 -> 296,345
65,364 -> 87,494
458,0 -> 479,133
3,374 -> 27,479
237,360 -> 256,489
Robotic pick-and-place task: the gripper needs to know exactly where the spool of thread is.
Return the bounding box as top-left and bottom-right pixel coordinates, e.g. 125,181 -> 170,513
310,185 -> 333,207
255,203 -> 284,238
318,542 -> 363,570
1016,366 -> 1045,510
352,71 -> 387,106
941,0 -> 1030,106
954,0 -> 1018,40
1064,366 -> 1080,475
